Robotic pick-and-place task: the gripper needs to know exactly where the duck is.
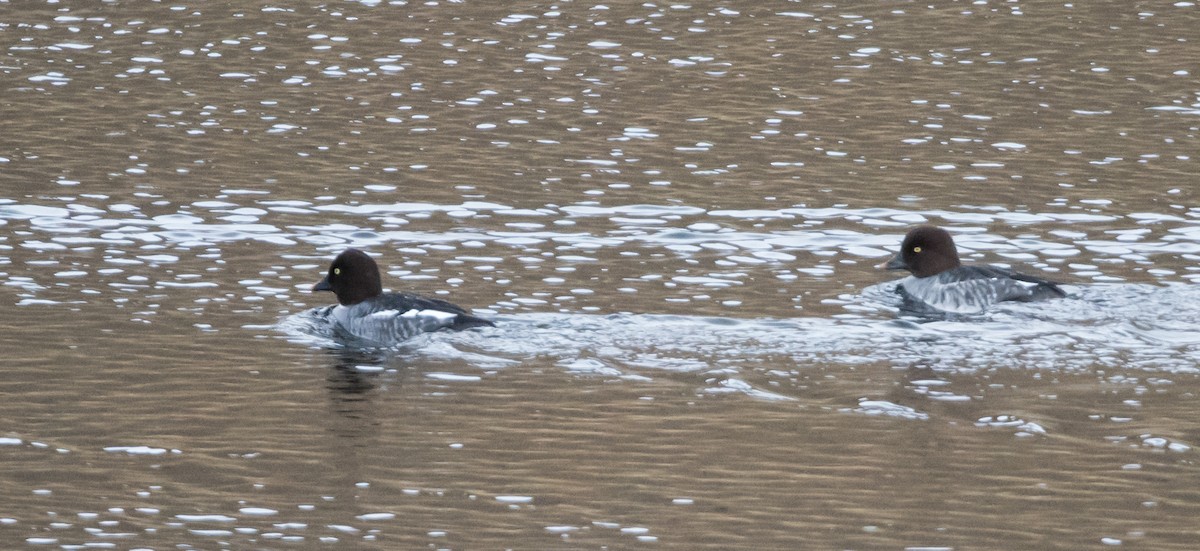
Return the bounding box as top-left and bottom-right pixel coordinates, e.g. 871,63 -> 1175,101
312,248 -> 494,344
879,225 -> 1066,314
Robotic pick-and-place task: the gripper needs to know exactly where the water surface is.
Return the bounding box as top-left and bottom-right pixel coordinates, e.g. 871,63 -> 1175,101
3,2 -> 1200,548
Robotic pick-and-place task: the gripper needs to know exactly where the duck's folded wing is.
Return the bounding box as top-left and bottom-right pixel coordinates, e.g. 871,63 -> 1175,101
1004,270 -> 1067,299
898,266 -> 1065,313
356,293 -> 494,337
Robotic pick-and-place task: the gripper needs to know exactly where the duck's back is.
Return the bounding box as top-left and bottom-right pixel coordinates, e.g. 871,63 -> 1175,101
897,265 -> 1065,314
330,292 -> 494,344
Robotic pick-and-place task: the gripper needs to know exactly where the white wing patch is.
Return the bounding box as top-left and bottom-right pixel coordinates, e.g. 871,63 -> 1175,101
400,309 -> 458,322
420,309 -> 458,322
366,309 -> 401,320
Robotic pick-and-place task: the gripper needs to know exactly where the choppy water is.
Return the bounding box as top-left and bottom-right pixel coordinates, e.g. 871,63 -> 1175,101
3,1 -> 1200,549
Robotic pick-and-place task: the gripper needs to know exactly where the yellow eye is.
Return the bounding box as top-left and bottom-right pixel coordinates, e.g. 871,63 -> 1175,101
333,268 -> 341,275
913,246 -> 922,253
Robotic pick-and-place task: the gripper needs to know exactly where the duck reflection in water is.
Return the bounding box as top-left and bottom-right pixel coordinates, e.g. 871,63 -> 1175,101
320,347 -> 401,451
322,346 -> 406,399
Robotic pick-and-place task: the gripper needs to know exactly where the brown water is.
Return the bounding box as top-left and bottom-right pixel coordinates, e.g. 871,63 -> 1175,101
3,1 -> 1200,549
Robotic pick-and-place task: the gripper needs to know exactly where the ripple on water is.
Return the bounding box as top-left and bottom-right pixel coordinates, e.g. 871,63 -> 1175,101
5,195 -> 1199,295
280,280 -> 1200,404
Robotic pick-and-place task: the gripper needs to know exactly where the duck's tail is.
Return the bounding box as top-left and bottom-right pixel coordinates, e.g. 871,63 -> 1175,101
451,314 -> 496,331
